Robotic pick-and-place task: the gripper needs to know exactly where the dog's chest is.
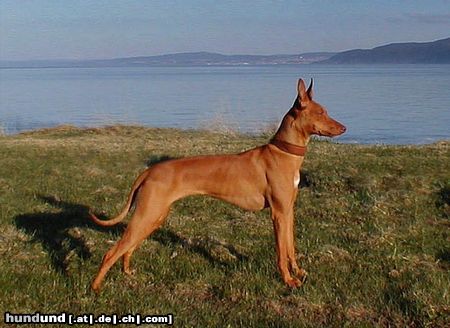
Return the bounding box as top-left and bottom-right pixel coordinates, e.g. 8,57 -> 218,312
294,172 -> 300,188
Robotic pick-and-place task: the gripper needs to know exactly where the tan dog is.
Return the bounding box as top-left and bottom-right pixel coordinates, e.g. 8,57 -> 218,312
90,78 -> 346,291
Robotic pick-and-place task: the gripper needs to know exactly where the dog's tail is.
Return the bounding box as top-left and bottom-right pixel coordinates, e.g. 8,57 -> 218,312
89,170 -> 148,227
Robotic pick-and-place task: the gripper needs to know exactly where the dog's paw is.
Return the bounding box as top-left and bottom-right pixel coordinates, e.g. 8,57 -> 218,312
295,268 -> 308,283
123,268 -> 136,276
91,282 -> 101,294
285,277 -> 302,288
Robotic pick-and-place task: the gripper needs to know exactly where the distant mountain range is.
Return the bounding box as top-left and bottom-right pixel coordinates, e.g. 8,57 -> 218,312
321,37 -> 450,64
1,37 -> 449,68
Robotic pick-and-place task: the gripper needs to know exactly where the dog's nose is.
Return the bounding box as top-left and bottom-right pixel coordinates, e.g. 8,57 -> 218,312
340,125 -> 347,134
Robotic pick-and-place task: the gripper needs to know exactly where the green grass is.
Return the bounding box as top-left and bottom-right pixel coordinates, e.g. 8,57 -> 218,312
0,125 -> 449,327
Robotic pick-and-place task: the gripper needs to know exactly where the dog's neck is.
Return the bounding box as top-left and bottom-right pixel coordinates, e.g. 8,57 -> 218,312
270,108 -> 310,156
270,138 -> 307,156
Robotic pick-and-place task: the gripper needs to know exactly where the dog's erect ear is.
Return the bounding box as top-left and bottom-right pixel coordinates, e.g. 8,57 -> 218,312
307,78 -> 314,100
297,78 -> 311,106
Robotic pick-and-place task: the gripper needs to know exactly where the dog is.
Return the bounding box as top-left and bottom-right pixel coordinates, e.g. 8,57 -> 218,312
89,78 -> 346,291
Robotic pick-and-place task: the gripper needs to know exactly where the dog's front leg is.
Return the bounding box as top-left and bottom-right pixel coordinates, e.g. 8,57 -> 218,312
286,208 -> 308,283
271,208 -> 303,288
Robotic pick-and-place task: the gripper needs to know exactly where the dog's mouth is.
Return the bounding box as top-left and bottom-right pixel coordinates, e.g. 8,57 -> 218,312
316,130 -> 334,137
316,131 -> 326,137
316,126 -> 346,137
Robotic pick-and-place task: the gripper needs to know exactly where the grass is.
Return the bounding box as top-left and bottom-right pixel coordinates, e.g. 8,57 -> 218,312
0,125 -> 449,327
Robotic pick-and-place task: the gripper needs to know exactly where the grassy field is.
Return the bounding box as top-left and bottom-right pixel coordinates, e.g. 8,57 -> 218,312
0,125 -> 449,327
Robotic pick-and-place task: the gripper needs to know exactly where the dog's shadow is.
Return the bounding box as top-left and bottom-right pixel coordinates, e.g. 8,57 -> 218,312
152,229 -> 248,267
14,195 -> 126,275
12,155 -> 172,275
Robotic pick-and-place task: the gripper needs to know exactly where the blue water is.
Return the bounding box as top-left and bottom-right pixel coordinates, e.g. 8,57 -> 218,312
0,65 -> 449,144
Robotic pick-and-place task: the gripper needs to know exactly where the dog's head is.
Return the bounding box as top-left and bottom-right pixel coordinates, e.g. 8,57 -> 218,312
289,78 -> 346,138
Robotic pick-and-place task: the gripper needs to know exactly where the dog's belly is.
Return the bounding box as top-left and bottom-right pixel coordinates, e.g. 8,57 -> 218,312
190,169 -> 266,211
211,192 -> 266,211
168,153 -> 267,211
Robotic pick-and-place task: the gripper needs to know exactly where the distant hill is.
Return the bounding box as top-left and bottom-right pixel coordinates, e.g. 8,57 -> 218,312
321,37 -> 450,64
0,52 -> 334,68
2,37 -> 449,68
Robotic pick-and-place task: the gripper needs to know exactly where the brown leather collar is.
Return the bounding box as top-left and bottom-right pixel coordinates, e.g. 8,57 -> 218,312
270,138 -> 307,156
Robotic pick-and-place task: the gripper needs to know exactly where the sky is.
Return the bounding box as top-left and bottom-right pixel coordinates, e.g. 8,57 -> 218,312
1,0 -> 449,61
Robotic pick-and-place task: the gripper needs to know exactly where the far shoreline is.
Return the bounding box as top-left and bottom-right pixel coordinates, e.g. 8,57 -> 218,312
2,124 -> 449,147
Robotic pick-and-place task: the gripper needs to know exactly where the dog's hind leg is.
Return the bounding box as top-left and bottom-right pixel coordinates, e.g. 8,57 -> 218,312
122,207 -> 170,276
91,202 -> 171,292
122,242 -> 140,275
91,231 -> 136,292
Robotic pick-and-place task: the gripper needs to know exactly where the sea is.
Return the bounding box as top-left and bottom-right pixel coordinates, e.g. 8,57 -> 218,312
0,64 -> 449,144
